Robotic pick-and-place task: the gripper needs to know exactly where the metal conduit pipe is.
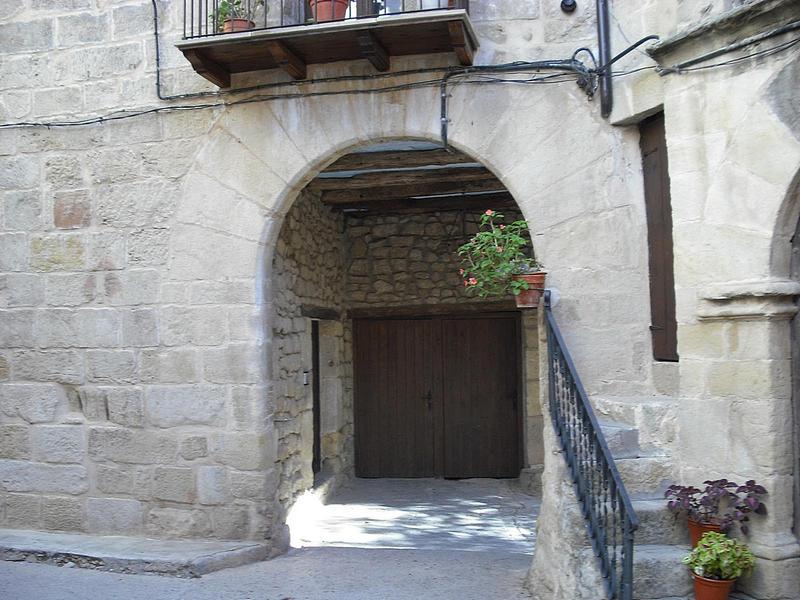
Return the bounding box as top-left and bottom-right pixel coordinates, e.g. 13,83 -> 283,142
596,0 -> 613,118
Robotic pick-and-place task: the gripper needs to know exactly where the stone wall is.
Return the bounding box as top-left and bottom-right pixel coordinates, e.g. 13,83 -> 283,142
344,208 -> 544,487
345,209 -> 523,307
5,2 -> 795,590
271,190 -> 351,517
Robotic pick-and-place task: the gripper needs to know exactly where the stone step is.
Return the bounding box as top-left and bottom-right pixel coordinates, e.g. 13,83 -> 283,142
614,454 -> 672,498
578,543 -> 692,600
631,499 -> 689,546
0,528 -> 268,577
598,420 -> 641,459
633,544 -> 693,599
592,396 -> 678,454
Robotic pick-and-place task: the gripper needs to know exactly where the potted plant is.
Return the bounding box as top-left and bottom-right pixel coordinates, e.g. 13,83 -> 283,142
308,0 -> 350,21
211,0 -> 264,33
665,479 -> 767,547
683,531 -> 755,600
457,209 -> 545,308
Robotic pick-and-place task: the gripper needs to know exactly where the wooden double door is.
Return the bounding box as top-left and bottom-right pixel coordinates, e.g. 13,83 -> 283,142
353,314 -> 521,479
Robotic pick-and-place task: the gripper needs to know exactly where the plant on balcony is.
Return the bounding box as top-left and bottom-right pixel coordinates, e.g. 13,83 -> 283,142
665,479 -> 767,547
683,531 -> 755,600
457,209 -> 545,308
308,0 -> 350,22
212,0 -> 265,33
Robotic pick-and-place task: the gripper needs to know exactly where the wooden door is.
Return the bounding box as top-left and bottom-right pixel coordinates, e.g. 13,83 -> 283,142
442,316 -> 520,478
353,318 -> 440,477
353,313 -> 521,478
640,112 -> 679,361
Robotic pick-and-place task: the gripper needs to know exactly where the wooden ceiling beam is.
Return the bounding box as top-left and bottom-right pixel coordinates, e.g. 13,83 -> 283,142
324,149 -> 475,172
310,166 -> 498,192
321,178 -> 506,204
326,192 -> 515,213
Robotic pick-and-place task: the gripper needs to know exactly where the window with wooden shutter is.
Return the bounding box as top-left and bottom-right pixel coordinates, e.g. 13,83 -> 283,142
639,112 -> 679,362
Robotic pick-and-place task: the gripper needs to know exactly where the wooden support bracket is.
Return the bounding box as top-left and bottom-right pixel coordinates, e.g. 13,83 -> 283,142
183,49 -> 231,88
264,40 -> 307,80
447,21 -> 474,66
357,30 -> 390,72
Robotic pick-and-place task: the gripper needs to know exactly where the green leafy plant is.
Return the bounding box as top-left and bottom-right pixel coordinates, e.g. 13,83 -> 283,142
683,531 -> 755,581
211,0 -> 264,32
457,209 -> 541,298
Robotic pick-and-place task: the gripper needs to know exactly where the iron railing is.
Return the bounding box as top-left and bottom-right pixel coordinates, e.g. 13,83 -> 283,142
544,291 -> 638,600
184,0 -> 469,38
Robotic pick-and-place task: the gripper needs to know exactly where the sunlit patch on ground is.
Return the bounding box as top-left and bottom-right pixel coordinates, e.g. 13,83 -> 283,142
287,478 -> 539,554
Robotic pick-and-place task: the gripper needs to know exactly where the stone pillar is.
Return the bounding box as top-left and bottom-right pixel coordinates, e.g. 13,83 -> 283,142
677,279 -> 800,599
519,310 -> 543,494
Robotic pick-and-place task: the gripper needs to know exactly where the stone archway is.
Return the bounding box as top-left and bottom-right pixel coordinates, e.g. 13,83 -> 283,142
265,138 -> 547,542
166,79 -> 655,550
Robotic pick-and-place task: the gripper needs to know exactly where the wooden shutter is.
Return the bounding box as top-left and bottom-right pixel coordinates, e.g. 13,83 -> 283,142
640,112 -> 679,362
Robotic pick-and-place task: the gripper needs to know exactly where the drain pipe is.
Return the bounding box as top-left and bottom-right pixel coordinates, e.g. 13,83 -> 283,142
596,0 -> 613,118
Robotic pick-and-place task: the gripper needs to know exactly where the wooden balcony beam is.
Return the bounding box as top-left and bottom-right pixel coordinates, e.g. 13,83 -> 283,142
448,21 -> 474,66
182,49 -> 231,88
357,30 -> 390,72
264,40 -> 307,80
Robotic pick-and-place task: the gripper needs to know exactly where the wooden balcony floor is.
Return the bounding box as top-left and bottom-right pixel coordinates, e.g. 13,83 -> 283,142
176,10 -> 478,87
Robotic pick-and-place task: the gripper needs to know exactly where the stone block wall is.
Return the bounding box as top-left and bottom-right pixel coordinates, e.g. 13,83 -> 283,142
345,209 -> 524,307
271,190 -> 351,515
0,106 -> 279,541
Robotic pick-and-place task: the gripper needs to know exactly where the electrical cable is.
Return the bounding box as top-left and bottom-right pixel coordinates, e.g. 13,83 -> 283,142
2,9 -> 798,130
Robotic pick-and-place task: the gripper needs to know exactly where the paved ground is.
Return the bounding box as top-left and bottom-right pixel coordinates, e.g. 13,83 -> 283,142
0,478 -> 539,600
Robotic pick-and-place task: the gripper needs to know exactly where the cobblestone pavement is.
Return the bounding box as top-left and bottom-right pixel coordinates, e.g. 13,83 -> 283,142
1,478 -> 538,600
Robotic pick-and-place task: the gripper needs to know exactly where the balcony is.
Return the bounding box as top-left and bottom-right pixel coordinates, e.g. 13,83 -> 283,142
176,0 -> 477,87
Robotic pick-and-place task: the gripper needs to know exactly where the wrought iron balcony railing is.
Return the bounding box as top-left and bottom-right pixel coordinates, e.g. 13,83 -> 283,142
184,0 -> 469,39
544,291 -> 639,600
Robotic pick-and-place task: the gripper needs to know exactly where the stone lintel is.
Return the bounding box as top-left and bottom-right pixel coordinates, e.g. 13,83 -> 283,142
697,278 -> 800,321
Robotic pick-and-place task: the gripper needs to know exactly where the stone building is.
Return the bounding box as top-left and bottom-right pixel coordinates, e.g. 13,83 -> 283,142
0,0 -> 798,598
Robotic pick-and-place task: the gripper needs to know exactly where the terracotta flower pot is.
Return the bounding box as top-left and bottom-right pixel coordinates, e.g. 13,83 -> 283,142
692,573 -> 735,600
511,272 -> 546,308
688,519 -> 723,548
309,0 -> 349,21
222,18 -> 255,33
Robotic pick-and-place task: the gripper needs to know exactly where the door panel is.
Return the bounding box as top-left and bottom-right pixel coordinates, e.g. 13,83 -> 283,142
442,316 -> 520,478
353,314 -> 520,478
354,319 -> 438,477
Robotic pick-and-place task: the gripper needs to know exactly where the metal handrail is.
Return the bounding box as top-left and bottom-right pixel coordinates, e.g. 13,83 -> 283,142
184,0 -> 469,39
544,290 -> 638,600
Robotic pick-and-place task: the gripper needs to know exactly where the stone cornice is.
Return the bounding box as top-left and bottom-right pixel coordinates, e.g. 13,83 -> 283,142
648,0 -> 798,60
697,278 -> 800,321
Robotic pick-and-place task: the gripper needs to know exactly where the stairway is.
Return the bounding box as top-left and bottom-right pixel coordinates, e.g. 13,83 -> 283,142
596,397 -> 693,600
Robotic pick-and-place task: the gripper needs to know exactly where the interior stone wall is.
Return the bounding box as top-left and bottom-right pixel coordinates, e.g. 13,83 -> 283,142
270,190 -> 351,518
345,209 -> 524,307
343,208 -> 543,486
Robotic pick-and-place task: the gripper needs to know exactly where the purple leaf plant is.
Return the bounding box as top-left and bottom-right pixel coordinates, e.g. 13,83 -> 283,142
665,479 -> 767,535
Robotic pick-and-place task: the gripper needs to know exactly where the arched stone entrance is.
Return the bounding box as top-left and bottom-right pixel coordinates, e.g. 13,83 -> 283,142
266,138 -> 545,537
166,80 -> 656,551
